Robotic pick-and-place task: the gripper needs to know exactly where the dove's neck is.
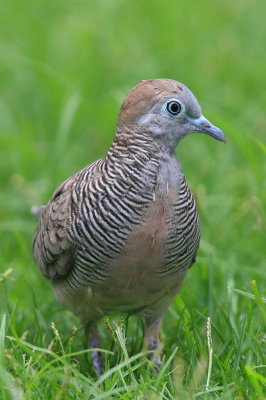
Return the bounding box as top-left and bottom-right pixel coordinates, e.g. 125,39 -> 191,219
156,152 -> 183,195
105,127 -> 183,196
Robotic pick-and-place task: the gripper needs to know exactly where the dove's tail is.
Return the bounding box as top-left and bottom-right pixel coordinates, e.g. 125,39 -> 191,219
31,205 -> 45,220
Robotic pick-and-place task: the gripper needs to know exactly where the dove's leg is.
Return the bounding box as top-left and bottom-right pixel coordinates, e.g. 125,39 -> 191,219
86,322 -> 104,375
143,317 -> 162,369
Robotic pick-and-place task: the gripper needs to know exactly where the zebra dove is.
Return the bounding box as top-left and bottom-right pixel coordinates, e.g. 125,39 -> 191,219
32,79 -> 226,374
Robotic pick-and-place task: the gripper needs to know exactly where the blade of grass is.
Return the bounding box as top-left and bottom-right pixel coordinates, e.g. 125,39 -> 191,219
251,281 -> 266,329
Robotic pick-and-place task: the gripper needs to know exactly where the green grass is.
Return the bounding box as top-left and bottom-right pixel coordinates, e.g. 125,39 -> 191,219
0,0 -> 265,398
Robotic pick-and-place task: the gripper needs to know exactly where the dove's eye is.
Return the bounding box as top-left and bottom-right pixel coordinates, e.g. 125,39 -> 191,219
166,100 -> 182,115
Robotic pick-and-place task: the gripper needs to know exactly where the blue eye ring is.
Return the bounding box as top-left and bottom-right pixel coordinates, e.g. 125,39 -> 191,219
166,100 -> 182,115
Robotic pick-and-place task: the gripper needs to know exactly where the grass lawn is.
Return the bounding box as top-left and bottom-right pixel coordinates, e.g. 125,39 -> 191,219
0,0 -> 265,398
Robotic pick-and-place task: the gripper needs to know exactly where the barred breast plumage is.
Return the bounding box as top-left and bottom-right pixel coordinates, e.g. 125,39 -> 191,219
32,78 -> 225,374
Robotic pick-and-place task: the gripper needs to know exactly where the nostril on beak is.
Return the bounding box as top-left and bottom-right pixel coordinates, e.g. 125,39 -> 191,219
201,122 -> 211,128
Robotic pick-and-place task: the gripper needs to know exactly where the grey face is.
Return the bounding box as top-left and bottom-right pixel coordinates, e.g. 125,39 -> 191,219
137,95 -> 226,147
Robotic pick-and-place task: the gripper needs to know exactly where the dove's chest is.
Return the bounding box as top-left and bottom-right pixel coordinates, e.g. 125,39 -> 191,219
91,179 -> 200,313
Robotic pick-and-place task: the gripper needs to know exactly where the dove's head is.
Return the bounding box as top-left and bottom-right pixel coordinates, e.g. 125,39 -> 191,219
117,79 -> 225,149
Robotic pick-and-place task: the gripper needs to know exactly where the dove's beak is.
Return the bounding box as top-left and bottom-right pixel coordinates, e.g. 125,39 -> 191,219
189,115 -> 226,143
